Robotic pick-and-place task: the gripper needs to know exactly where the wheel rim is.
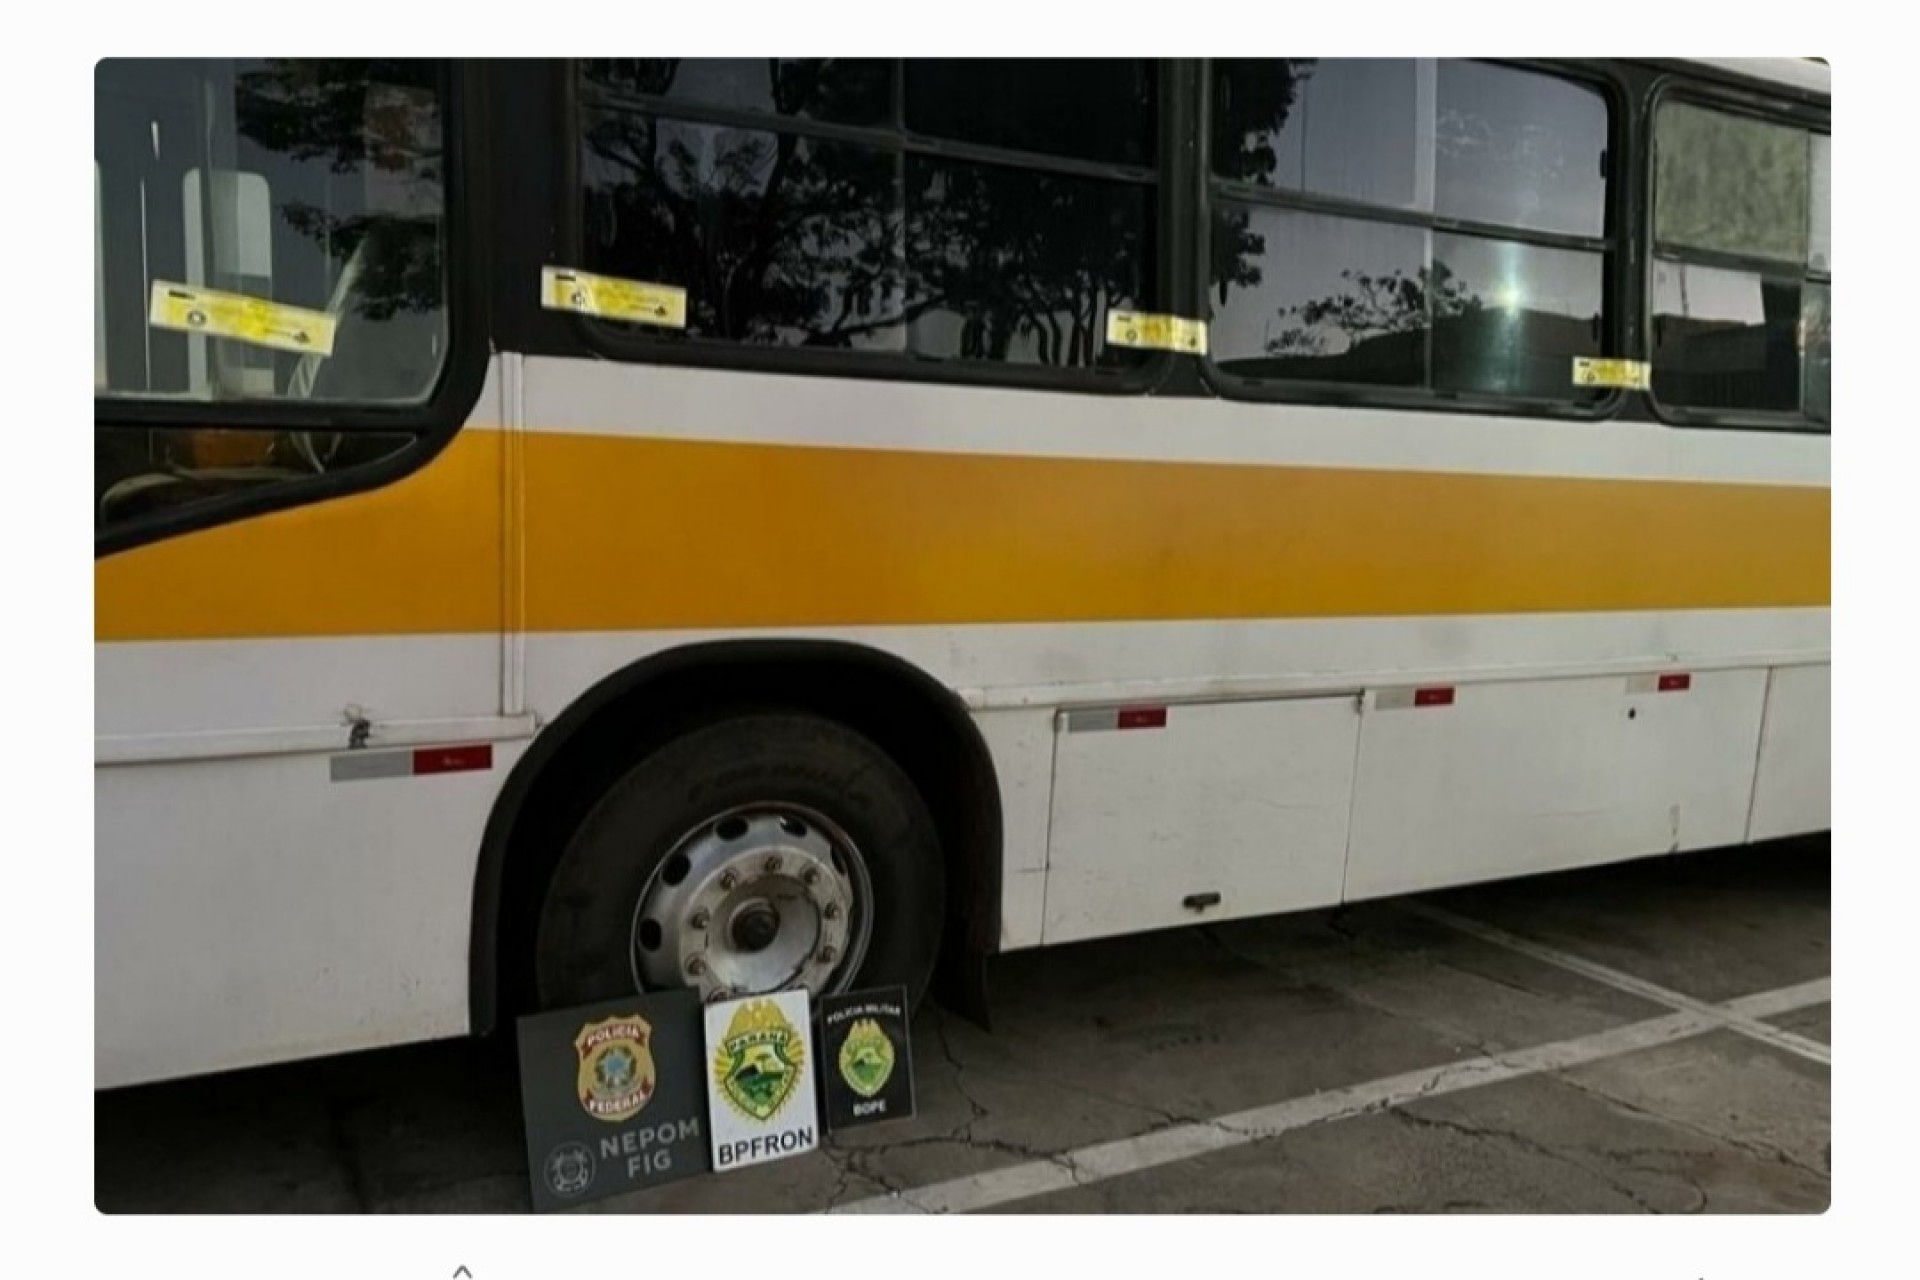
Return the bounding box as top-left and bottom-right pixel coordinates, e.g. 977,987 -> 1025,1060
630,803 -> 873,1003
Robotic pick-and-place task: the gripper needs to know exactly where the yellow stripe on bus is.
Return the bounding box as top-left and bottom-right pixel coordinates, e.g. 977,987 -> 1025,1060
95,430 -> 1830,643
97,431 -> 506,643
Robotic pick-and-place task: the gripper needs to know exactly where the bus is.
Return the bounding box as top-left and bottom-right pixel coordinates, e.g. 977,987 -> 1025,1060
94,57 -> 1831,1089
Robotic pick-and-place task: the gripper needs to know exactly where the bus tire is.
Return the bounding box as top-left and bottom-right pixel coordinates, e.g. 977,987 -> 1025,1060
533,711 -> 946,1012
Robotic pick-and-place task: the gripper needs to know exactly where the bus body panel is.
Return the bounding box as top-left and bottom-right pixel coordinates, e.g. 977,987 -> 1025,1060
1043,694 -> 1361,943
1341,667 -> 1772,903
94,740 -> 529,1089
1748,664 -> 1833,841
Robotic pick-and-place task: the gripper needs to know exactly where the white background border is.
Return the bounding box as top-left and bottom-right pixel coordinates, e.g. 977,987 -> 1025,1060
39,9 -> 1888,1277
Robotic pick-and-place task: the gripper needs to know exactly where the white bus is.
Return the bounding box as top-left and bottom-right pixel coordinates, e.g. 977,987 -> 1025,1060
95,57 -> 1830,1088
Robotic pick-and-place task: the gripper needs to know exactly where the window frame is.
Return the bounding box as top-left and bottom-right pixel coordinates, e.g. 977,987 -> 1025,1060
1642,76 -> 1831,434
557,58 -> 1176,397
94,58 -> 493,559
1196,56 -> 1630,420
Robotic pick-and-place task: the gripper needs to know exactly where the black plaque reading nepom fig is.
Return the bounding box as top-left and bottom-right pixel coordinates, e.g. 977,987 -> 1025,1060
818,985 -> 916,1132
517,989 -> 711,1212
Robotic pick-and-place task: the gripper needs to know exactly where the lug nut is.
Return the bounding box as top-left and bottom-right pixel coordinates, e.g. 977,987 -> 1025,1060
763,854 -> 783,873
719,870 -> 740,891
802,868 -> 820,887
823,903 -> 841,921
817,946 -> 837,965
707,987 -> 735,1005
690,909 -> 711,930
686,956 -> 707,977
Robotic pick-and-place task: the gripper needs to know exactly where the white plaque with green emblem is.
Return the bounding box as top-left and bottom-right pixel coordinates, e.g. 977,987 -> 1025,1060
703,989 -> 819,1172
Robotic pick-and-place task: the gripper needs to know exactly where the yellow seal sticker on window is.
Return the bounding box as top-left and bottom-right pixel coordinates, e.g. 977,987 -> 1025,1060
1106,310 -> 1208,355
1572,357 -> 1650,391
542,266 -> 687,330
148,281 -> 337,357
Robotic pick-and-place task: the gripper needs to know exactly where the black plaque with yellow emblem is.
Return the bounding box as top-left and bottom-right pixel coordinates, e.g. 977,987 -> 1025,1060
516,990 -> 711,1212
817,985 -> 916,1132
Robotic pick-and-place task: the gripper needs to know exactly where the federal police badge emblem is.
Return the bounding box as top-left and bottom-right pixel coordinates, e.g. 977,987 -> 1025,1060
837,1018 -> 896,1098
711,998 -> 807,1121
574,1014 -> 656,1123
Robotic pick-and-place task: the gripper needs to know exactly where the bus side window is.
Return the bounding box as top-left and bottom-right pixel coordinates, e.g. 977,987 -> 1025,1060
95,60 -> 451,538
1207,59 -> 1612,408
94,59 -> 450,409
576,58 -> 1159,373
1649,102 -> 1828,430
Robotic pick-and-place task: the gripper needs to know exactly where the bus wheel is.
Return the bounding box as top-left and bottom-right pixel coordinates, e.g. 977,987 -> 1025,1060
534,712 -> 946,1011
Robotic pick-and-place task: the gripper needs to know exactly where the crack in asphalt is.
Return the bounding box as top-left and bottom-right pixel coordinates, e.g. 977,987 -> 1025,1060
836,1007 -> 1810,1215
1604,1149 -> 1712,1214
820,1145 -> 856,1211
1391,1108 -> 1667,1214
825,1005 -> 1126,1209
1550,1071 -> 1828,1180
825,982 -> 1828,1216
825,1001 -> 1821,1215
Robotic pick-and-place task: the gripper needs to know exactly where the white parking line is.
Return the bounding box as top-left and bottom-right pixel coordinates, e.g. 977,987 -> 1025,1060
830,975 -> 1828,1214
1720,978 -> 1832,1021
1400,901 -> 1831,1065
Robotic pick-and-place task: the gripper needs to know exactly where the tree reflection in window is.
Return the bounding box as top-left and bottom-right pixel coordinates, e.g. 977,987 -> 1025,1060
578,59 -> 1153,370
233,59 -> 446,331
1265,263 -> 1482,358
584,113 -> 907,349
908,159 -> 1149,367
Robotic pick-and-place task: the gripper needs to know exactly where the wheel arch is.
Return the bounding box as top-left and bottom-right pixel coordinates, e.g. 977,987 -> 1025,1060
469,638 -> 1003,1032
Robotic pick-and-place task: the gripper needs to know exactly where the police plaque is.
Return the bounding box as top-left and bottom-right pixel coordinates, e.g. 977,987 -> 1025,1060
818,986 -> 916,1131
704,989 -> 820,1172
517,990 -> 711,1212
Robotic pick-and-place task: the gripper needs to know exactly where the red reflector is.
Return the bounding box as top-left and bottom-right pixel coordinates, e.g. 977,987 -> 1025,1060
1116,706 -> 1168,730
1413,686 -> 1455,707
412,744 -> 493,775
1657,673 -> 1692,693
